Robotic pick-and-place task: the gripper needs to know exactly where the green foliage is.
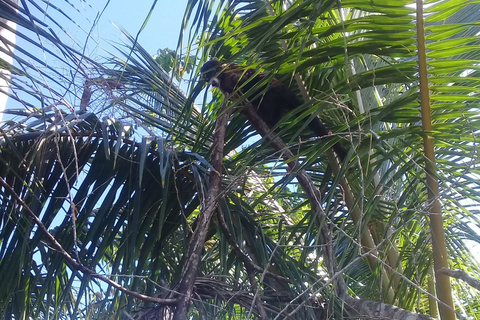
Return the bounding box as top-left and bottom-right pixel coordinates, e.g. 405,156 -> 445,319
154,48 -> 197,80
0,0 -> 480,319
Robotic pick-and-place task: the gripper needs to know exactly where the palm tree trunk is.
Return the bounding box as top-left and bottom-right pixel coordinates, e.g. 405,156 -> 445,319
416,1 -> 455,319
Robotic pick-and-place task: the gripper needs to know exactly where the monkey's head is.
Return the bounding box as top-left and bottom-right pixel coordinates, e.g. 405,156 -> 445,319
200,58 -> 223,87
200,59 -> 249,95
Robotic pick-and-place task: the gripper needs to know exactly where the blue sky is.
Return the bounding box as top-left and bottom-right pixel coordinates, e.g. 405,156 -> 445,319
3,0 -> 190,113
93,0 -> 188,55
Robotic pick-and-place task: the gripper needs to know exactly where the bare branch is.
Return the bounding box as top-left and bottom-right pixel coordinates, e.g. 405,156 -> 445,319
438,268 -> 480,291
215,207 -> 291,284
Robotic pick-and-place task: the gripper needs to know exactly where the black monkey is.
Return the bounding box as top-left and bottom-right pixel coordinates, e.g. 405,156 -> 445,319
200,59 -> 347,160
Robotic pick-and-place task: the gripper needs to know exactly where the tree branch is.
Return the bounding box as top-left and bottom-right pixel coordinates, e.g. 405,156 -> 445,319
216,207 -> 290,319
241,106 -> 344,292
215,207 -> 291,284
438,267 -> 480,291
172,100 -> 231,320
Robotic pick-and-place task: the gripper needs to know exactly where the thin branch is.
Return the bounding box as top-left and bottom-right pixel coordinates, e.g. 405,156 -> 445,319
215,207 -> 291,283
245,258 -> 268,320
216,207 -> 287,319
241,105 -> 345,291
438,268 -> 480,291
0,176 -> 177,306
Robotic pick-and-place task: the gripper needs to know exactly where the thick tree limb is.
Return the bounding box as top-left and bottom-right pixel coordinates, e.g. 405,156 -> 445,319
172,101 -> 231,320
343,297 -> 435,320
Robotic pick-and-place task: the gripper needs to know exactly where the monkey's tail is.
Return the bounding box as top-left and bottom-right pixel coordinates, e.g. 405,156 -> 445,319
309,118 -> 348,161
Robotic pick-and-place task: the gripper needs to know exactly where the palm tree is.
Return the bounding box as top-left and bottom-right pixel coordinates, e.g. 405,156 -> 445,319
0,0 -> 479,319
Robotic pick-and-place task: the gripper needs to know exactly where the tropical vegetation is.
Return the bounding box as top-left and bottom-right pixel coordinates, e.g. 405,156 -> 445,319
0,0 -> 479,319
